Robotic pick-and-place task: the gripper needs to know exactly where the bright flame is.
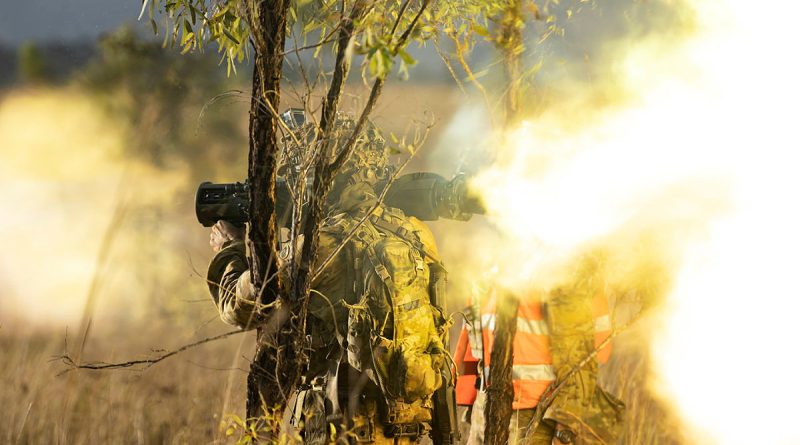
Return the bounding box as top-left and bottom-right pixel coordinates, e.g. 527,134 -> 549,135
442,0 -> 800,443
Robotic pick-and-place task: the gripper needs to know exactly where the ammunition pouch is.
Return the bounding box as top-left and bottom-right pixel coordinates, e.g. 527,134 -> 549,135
430,368 -> 460,445
384,397 -> 433,425
385,423 -> 425,439
351,412 -> 376,443
290,380 -> 328,445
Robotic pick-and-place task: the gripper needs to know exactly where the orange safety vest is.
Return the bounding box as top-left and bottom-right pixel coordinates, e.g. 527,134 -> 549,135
453,291 -> 613,409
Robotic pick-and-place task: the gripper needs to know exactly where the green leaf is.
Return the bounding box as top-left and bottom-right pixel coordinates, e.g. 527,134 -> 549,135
473,23 -> 489,37
223,28 -> 241,45
229,51 -> 238,74
379,47 -> 393,79
212,5 -> 229,21
368,52 -> 379,76
398,48 -> 416,66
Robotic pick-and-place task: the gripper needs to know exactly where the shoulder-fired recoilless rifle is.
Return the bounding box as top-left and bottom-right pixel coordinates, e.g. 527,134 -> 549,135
195,172 -> 485,227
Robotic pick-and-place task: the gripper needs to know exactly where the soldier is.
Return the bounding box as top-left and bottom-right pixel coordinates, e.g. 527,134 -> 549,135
206,114 -> 457,444
454,256 -> 625,445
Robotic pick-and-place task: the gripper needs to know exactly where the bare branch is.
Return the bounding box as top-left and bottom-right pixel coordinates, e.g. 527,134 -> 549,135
326,0 -> 429,174
319,0 -> 371,139
280,22 -> 342,56
389,0 -> 412,38
451,34 -> 495,123
195,89 -> 250,135
392,0 -> 429,52
56,329 -> 246,375
433,37 -> 468,94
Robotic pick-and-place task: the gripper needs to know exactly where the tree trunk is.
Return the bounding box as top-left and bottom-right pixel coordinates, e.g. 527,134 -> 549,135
242,0 -> 399,433
245,0 -> 293,424
244,0 -> 375,429
484,292 -> 520,445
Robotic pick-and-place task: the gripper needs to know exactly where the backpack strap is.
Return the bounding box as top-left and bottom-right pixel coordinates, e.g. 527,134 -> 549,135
369,214 -> 439,265
364,242 -> 396,337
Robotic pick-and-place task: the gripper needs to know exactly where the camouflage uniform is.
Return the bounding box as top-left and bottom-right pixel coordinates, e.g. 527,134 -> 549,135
538,259 -> 625,445
459,257 -> 625,445
207,182 -> 443,444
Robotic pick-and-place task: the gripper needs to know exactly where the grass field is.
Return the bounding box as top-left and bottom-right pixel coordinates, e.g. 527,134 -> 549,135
1,322 -> 253,444
0,319 -> 682,444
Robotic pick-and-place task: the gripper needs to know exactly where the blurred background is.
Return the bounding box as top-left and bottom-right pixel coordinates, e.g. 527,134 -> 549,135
0,0 -> 715,443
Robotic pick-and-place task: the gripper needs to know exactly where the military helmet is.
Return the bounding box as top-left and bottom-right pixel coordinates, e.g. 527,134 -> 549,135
278,108 -> 394,186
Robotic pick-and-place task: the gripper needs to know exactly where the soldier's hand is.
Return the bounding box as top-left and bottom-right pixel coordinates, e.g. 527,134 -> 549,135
210,220 -> 245,252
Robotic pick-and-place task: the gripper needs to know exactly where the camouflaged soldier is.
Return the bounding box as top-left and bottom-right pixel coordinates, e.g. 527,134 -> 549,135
454,256 -> 625,445
207,113 -> 452,444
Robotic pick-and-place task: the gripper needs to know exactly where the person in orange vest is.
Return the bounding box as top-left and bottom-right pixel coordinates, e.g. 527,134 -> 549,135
453,262 -> 625,445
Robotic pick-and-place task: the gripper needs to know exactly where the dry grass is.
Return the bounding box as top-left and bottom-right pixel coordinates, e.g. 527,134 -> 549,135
0,319 -> 682,445
0,322 -> 254,445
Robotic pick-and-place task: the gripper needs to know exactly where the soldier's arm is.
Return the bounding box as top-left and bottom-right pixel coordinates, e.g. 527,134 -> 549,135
206,239 -> 264,329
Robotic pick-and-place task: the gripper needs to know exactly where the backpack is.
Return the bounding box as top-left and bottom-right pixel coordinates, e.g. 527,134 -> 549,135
325,206 -> 447,425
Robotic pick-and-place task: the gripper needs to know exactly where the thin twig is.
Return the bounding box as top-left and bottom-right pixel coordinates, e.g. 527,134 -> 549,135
389,0 -> 412,38
195,89 -> 248,135
56,329 -> 246,375
280,22 -> 342,56
392,0 -> 429,52
185,359 -> 249,373
433,37 -> 467,94
451,32 -> 495,124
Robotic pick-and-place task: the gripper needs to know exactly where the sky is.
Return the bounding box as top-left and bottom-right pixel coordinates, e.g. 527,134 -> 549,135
0,0 -> 148,46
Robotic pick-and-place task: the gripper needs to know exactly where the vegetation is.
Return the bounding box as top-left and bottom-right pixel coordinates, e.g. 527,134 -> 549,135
17,42 -> 48,84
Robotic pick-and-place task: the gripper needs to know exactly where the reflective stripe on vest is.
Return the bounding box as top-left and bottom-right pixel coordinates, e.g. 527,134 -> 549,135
595,314 -> 611,332
514,364 -> 556,381
480,313 -> 550,335
485,364 -> 557,381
